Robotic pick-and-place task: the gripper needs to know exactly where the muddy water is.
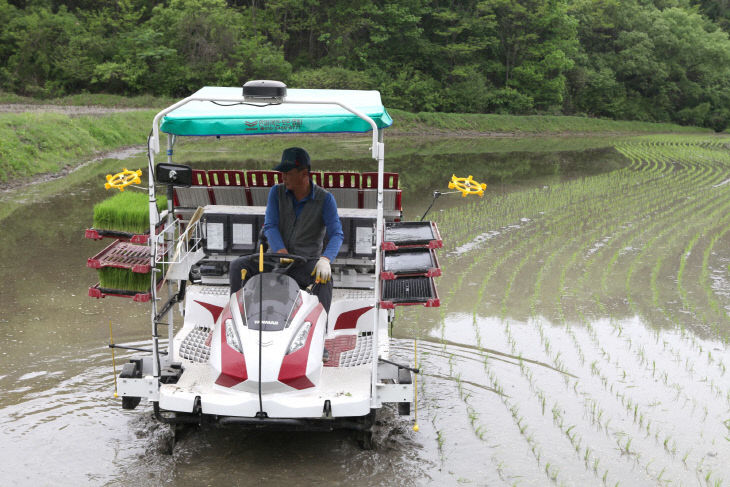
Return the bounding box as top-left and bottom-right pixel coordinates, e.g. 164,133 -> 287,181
1,135 -> 729,486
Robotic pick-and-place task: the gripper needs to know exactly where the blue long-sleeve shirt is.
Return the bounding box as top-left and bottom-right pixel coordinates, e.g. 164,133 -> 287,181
263,183 -> 344,261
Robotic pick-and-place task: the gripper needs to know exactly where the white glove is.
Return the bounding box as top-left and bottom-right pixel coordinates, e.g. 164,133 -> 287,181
312,257 -> 331,284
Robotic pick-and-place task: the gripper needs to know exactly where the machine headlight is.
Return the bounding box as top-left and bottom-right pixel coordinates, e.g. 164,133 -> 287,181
225,318 -> 243,353
287,321 -> 312,355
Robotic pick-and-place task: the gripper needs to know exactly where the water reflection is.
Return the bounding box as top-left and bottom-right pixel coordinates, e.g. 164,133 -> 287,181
1,135 -> 729,485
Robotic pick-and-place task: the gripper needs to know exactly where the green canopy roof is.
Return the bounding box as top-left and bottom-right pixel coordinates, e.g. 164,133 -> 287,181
160,87 -> 393,136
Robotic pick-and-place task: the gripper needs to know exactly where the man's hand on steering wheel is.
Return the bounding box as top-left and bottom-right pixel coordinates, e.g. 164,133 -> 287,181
259,249 -> 305,273
276,248 -> 294,264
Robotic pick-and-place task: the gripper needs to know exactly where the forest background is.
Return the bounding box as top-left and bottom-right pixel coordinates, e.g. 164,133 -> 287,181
2,0 -> 730,131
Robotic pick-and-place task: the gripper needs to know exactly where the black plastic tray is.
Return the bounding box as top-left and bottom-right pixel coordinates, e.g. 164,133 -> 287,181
380,276 -> 440,308
382,221 -> 442,250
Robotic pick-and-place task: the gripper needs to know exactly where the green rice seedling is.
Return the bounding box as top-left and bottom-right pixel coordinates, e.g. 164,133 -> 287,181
544,463 -> 558,482
443,136 -> 730,484
436,429 -> 444,452
93,190 -> 167,234
682,449 -> 691,464
98,266 -> 158,292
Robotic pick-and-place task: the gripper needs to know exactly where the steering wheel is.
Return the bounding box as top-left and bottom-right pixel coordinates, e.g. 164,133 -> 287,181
254,252 -> 307,273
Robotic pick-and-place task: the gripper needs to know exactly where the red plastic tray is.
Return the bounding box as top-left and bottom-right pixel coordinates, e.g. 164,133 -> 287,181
89,283 -> 151,302
87,240 -> 151,273
85,228 -> 152,244
85,217 -> 165,244
88,279 -> 163,302
380,296 -> 440,309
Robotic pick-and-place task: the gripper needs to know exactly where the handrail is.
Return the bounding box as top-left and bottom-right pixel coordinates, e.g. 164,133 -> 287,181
152,218 -> 202,266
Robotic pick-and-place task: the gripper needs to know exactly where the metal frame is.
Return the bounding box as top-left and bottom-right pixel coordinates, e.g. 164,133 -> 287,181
146,93 -> 387,408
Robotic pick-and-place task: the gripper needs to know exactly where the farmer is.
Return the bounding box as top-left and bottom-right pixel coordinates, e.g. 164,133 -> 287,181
229,147 -> 343,313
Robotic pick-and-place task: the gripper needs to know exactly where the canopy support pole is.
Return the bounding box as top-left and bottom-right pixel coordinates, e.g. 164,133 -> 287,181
147,134 -> 161,378
371,128 -> 385,408
166,133 -> 175,362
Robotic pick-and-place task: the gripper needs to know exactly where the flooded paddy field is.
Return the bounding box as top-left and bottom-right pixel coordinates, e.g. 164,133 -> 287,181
1,134 -> 729,485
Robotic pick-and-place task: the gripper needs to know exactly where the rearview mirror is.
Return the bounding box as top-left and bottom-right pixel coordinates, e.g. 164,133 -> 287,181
156,163 -> 192,187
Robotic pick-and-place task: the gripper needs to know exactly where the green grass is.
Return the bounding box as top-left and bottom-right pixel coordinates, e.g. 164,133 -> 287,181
93,190 -> 167,234
0,110 -> 157,183
0,90 -> 174,108
388,109 -> 712,135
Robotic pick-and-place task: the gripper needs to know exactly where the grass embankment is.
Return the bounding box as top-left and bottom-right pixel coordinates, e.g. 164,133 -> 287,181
0,110 -> 157,183
388,109 -> 712,135
0,93 -> 712,185
0,91 -> 174,108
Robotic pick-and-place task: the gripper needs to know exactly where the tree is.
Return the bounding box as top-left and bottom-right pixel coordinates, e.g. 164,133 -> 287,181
2,5 -> 95,96
478,0 -> 577,112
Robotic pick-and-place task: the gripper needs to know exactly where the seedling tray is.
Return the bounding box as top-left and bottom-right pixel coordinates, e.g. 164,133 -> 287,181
85,228 -> 152,244
88,279 -> 163,303
382,221 -> 442,250
380,276 -> 440,308
85,217 -> 166,244
87,240 -> 151,273
381,248 -> 441,280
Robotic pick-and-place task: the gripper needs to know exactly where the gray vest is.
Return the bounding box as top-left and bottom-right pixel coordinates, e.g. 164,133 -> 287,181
276,183 -> 328,258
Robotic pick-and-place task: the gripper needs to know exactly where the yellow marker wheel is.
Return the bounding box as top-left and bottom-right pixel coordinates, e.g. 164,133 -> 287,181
448,174 -> 487,197
105,168 -> 142,191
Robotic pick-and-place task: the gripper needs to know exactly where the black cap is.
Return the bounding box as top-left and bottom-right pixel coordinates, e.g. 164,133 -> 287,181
274,147 -> 310,172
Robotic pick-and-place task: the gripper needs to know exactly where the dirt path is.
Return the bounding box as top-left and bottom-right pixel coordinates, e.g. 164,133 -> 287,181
0,145 -> 145,193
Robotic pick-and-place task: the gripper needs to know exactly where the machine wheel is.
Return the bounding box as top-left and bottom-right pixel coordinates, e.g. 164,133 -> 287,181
173,422 -> 197,445
122,396 -> 141,410
356,429 -> 374,450
119,361 -> 142,410
397,368 -> 412,416
354,409 -> 377,450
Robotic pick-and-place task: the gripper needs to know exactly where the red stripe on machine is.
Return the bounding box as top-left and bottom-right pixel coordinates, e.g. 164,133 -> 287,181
334,306 -> 372,330
215,309 -> 247,387
278,304 -> 323,390
195,300 -> 224,323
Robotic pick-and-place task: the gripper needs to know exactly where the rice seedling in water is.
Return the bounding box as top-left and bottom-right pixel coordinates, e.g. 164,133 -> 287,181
429,135 -> 730,484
